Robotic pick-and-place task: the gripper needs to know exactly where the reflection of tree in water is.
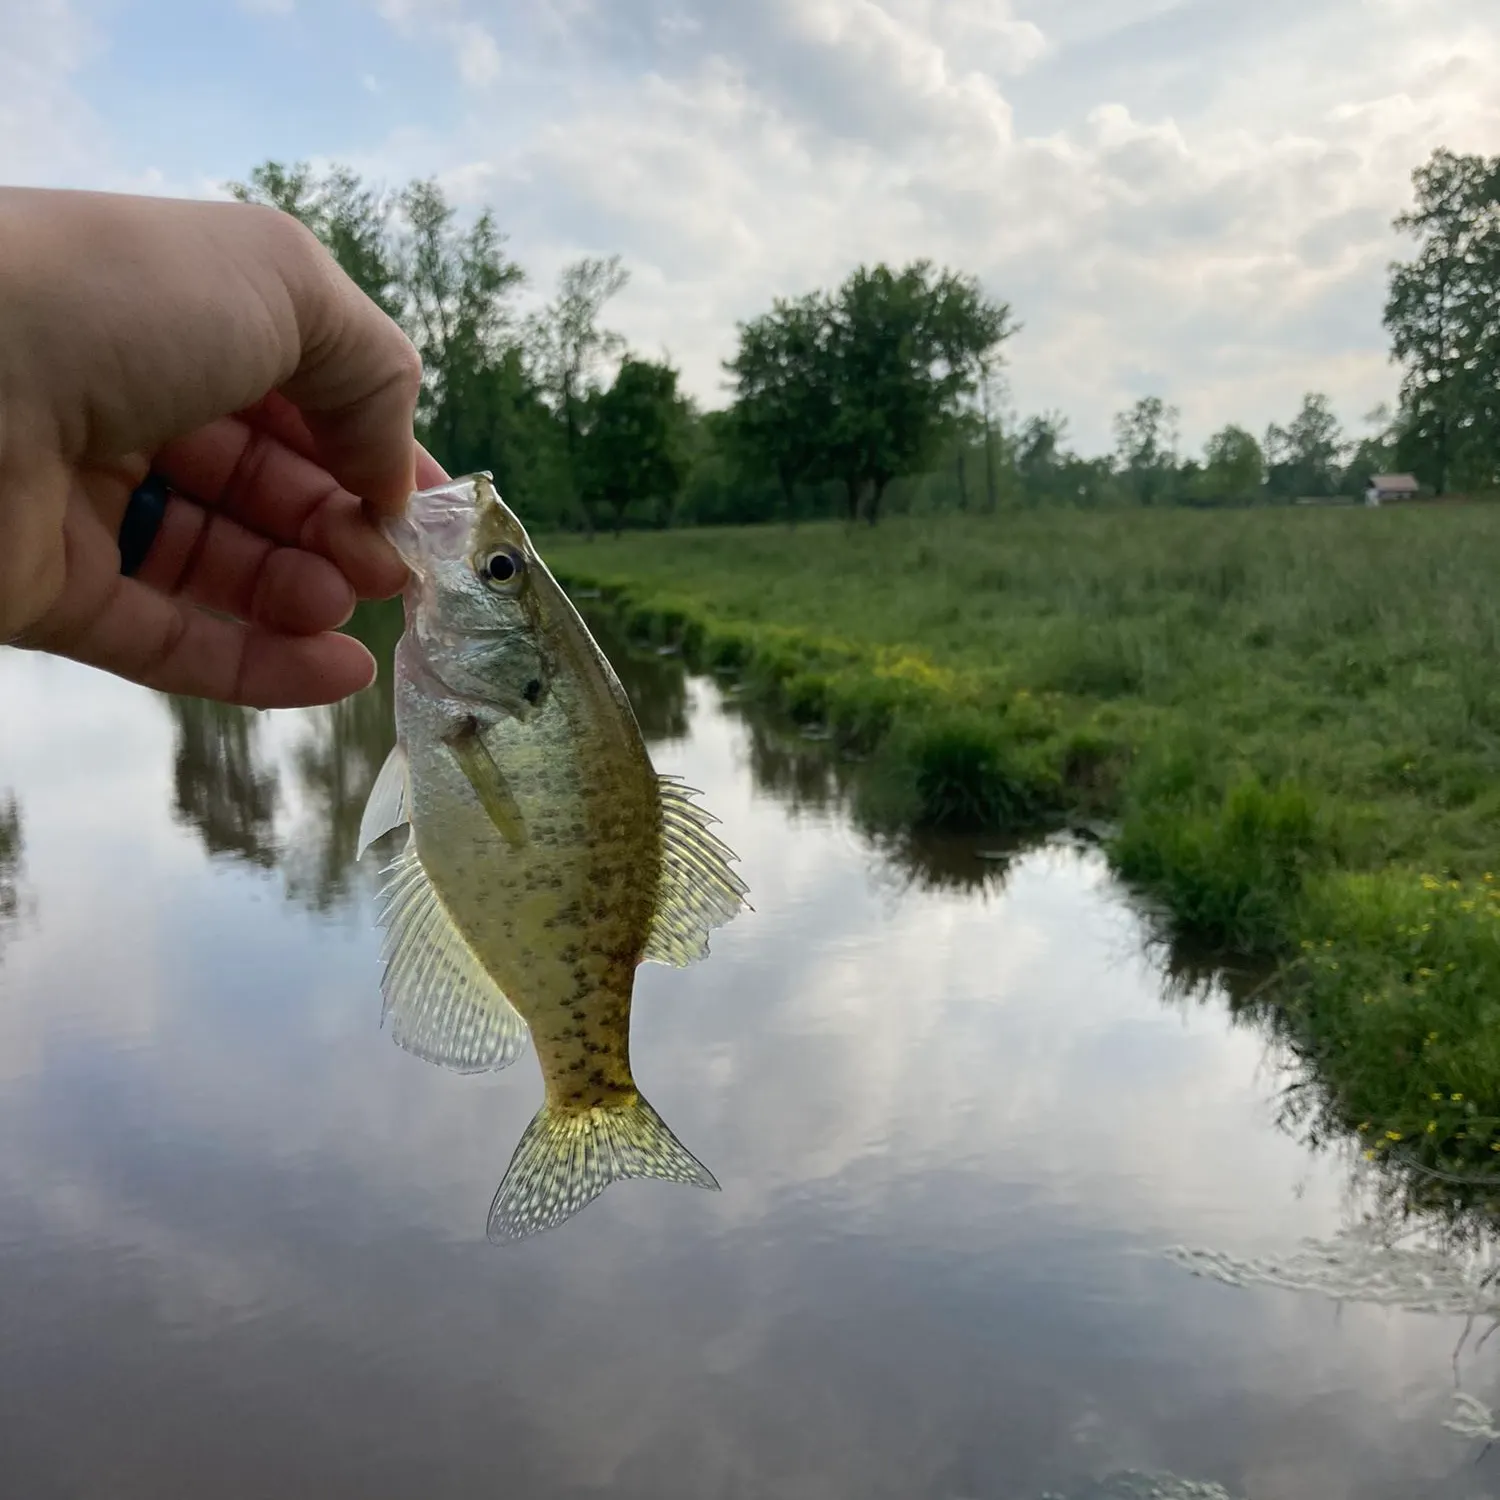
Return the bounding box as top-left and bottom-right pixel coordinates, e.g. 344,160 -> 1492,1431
161,601 -> 402,912
0,794 -> 25,960
1154,942 -> 1500,1249
734,706 -> 1029,899
867,828 -> 1029,901
578,609 -> 690,745
276,599 -> 403,912
739,715 -> 852,816
1155,927 -> 1500,1456
166,696 -> 278,867
282,675 -> 395,912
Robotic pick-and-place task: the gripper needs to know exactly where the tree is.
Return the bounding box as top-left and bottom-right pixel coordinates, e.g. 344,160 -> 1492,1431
676,409 -> 783,528
233,161 -> 580,518
526,256 -> 630,531
727,262 -> 1014,526
227,160 -> 400,318
1385,148 -> 1500,494
397,179 -> 526,471
434,344 -> 566,510
1196,424 -> 1265,504
1342,403 -> 1401,497
1264,392 -> 1344,498
821,262 -> 1015,523
578,357 -> 691,533
1013,412 -> 1069,506
724,293 -> 836,525
1112,396 -> 1180,504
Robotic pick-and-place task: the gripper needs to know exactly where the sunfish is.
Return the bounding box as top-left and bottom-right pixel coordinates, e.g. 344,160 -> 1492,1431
357,473 -> 747,1242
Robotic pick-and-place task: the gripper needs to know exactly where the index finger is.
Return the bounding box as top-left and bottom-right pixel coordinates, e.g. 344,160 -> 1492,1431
241,393 -> 447,505
276,243 -> 423,516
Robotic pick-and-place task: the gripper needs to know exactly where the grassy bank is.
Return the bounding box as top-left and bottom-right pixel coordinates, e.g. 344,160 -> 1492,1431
545,509 -> 1500,1199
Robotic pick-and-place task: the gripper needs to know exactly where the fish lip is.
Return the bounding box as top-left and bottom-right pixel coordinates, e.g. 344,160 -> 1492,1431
385,484 -> 476,566
383,514 -> 426,569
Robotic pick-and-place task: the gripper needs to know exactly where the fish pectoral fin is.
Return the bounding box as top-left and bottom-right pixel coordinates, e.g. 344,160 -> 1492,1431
442,716 -> 527,849
487,1093 -> 718,1244
640,776 -> 750,968
375,834 -> 529,1074
357,741 -> 410,858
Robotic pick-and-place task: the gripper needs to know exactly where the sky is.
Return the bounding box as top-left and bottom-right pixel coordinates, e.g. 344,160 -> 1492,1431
4,0 -> 1498,453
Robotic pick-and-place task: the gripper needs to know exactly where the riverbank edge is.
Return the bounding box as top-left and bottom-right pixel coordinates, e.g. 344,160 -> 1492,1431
551,564 -> 1500,1199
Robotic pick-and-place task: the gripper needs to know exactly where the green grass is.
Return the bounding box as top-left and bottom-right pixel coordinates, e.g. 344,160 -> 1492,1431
544,508 -> 1500,1209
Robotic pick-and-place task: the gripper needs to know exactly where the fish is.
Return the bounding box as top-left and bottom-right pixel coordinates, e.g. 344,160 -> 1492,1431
356,472 -> 748,1243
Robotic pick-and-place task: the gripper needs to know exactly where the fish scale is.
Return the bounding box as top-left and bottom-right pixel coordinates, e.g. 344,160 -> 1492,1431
357,472 -> 748,1242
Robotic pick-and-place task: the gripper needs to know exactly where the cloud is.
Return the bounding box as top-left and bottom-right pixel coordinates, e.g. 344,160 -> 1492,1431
0,0 -> 106,185
348,0 -> 1499,450
10,0 -> 1492,452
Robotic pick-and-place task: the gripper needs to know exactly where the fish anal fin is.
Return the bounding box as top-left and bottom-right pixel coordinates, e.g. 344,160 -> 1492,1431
641,776 -> 749,968
375,835 -> 529,1073
357,741 -> 410,858
487,1092 -> 718,1243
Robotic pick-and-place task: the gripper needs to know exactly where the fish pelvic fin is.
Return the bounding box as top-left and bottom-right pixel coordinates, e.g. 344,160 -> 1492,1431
641,776 -> 750,968
487,1092 -> 719,1244
375,835 -> 530,1074
357,741 -> 410,858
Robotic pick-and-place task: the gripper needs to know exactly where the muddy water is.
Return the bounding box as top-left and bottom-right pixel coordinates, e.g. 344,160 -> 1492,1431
0,619 -> 1494,1500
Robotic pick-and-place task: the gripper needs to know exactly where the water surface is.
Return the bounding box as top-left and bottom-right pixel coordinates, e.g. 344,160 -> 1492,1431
0,619 -> 1496,1499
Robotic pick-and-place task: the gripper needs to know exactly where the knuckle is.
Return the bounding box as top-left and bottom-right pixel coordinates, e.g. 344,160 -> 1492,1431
387,335 -> 425,400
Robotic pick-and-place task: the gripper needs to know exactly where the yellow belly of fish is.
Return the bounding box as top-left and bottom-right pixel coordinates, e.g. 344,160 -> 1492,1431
414,815 -> 647,1110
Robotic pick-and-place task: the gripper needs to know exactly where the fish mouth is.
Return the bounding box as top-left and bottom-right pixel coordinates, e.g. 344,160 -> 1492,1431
383,514 -> 424,569
384,482 -> 477,567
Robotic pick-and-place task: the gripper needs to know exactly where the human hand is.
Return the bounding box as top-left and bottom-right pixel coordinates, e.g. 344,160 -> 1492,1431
0,187 -> 447,707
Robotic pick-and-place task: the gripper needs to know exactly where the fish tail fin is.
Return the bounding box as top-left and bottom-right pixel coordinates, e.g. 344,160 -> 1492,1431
487,1092 -> 719,1244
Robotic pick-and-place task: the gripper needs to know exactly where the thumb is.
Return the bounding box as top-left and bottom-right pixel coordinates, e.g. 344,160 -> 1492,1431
276,251 -> 424,518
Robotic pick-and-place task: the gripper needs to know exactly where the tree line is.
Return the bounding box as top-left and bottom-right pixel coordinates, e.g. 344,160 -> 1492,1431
232,144 -> 1500,529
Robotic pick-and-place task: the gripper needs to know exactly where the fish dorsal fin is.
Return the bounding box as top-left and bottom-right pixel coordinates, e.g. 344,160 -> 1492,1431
375,835 -> 530,1073
641,776 -> 749,968
357,742 -> 410,858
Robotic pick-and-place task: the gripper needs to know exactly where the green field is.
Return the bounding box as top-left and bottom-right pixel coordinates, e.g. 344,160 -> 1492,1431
546,507 -> 1500,1214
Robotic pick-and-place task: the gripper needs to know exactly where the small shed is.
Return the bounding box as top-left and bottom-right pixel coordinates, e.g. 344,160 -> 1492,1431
1365,473 -> 1420,507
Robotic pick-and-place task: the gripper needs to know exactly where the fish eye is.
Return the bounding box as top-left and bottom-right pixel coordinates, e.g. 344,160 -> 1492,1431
479,547 -> 525,589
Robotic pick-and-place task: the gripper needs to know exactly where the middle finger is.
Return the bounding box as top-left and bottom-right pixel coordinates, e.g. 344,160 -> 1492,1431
154,417 -> 408,598
137,494 -> 357,635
